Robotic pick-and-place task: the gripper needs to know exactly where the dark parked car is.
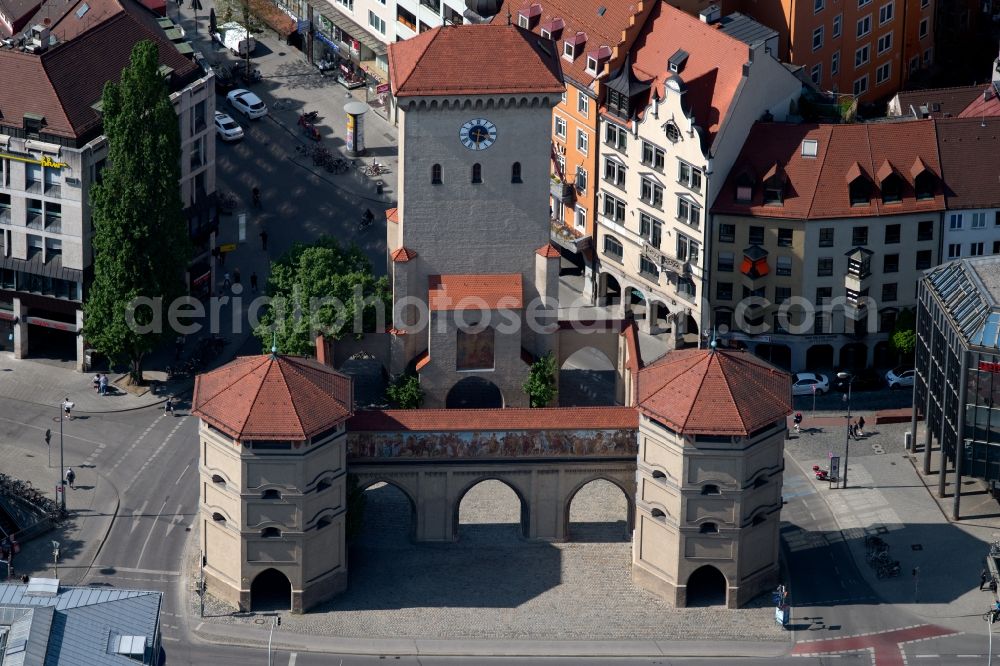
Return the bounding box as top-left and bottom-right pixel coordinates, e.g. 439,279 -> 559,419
831,368 -> 884,392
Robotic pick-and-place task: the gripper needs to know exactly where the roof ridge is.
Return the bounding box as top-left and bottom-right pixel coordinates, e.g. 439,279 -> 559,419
805,125 -> 833,218
269,357 -> 307,440
206,355 -> 270,438
680,353 -> 714,430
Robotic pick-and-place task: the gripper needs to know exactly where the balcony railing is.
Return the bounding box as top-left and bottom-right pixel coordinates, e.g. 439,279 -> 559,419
550,180 -> 575,204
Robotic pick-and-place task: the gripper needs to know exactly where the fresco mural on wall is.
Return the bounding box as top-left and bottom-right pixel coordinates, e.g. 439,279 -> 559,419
348,428 -> 638,460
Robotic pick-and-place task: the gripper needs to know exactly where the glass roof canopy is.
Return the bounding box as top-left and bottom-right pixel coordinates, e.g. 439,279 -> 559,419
926,260 -> 1000,351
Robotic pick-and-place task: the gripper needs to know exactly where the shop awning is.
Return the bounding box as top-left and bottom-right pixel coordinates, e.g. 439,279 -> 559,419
0,255 -> 81,282
322,6 -> 387,57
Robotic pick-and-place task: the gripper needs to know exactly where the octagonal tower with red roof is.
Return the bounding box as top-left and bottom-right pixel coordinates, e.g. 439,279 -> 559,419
192,353 -> 353,613
633,347 -> 792,608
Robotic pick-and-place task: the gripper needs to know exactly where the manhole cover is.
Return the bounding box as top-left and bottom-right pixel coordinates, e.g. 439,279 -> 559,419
911,544 -> 923,551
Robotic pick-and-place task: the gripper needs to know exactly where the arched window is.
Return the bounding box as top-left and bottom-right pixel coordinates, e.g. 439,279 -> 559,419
211,474 -> 225,485
315,478 -> 332,493
511,162 -> 522,183
472,163 -> 482,184
261,527 -> 281,538
652,469 -> 666,480
316,515 -> 332,530
261,489 -> 281,500
651,508 -> 666,518
752,514 -> 766,526
211,512 -> 226,523
701,484 -> 721,495
431,163 -> 442,185
603,234 -> 624,262
753,475 -> 768,488
699,522 -> 719,534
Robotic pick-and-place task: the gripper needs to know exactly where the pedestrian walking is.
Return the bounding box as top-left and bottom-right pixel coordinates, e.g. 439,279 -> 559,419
982,569 -> 990,590
857,416 -> 866,436
65,468 -> 75,490
62,398 -> 74,420
259,230 -> 268,251
250,272 -> 258,292
99,374 -> 108,396
223,272 -> 231,289
92,373 -> 100,392
233,268 -> 241,285
165,397 -> 175,416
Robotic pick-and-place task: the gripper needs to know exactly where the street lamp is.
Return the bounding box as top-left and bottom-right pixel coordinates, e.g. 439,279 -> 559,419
58,398 -> 71,511
837,372 -> 855,489
51,540 -> 60,577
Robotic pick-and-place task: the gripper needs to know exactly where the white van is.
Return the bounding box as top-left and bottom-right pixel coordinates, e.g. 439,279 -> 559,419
215,22 -> 256,57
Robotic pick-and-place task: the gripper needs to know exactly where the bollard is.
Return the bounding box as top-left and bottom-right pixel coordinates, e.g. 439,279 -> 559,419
904,431 -> 912,451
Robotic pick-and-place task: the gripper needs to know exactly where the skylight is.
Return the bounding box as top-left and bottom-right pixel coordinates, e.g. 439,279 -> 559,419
801,139 -> 818,157
76,2 -> 90,18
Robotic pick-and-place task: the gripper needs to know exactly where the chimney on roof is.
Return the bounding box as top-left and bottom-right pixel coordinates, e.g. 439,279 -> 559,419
28,24 -> 49,53
699,4 -> 721,23
315,334 -> 332,367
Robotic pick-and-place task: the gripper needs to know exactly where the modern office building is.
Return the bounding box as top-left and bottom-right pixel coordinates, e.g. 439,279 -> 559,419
0,0 -> 215,368
913,255 -> 1000,517
710,119 -> 944,371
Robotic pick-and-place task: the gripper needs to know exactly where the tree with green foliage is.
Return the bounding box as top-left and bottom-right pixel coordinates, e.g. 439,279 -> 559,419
385,373 -> 423,409
254,236 -> 391,356
83,40 -> 191,384
891,307 -> 916,360
523,352 -> 557,407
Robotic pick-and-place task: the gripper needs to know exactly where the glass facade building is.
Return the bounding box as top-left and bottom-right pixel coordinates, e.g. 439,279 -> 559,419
914,256 -> 1000,515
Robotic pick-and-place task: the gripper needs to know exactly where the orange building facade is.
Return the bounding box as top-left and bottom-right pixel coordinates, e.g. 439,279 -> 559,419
502,0 -> 656,288
673,0 -> 934,102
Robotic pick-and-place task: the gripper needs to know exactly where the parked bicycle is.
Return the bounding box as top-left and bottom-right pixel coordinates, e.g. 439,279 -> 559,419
363,159 -> 388,177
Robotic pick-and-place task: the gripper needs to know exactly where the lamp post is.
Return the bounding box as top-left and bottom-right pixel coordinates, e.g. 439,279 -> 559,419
989,609 -> 994,666
837,372 -> 855,489
58,399 -> 68,511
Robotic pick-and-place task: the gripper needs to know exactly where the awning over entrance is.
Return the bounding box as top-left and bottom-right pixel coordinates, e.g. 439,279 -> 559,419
322,6 -> 387,57
24,315 -> 79,333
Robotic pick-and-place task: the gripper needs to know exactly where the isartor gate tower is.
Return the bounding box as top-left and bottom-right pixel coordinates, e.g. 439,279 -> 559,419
192,352 -> 353,613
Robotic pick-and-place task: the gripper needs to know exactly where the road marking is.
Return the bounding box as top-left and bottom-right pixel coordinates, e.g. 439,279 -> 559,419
174,463 -> 191,486
110,413 -> 167,474
129,500 -> 150,535
135,498 -> 168,568
162,636 -> 180,642
914,655 -> 940,658
163,503 -> 185,538
0,415 -> 106,446
288,654 -> 297,666
129,417 -> 188,490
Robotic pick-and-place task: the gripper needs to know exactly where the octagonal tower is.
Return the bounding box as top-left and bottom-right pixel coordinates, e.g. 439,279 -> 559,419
193,353 -> 353,613
632,348 -> 792,608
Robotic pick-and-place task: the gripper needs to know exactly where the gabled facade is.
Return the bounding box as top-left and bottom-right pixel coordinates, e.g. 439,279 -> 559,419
710,120 -> 945,372
594,1 -> 801,345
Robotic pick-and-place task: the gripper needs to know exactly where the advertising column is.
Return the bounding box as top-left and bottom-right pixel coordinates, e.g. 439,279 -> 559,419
344,101 -> 369,158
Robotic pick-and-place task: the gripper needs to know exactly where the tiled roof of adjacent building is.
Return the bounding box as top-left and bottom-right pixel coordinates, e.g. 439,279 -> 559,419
716,12 -> 778,49
957,83 -> 1000,119
535,242 -> 562,258
348,406 -> 638,431
935,116 -> 1000,210
428,274 -> 523,311
630,1 -> 750,142
713,120 -> 946,219
892,84 -> 984,119
496,0 -> 649,90
637,348 -> 792,436
388,23 -> 564,97
0,0 -> 199,140
390,246 -> 417,262
193,354 -> 353,441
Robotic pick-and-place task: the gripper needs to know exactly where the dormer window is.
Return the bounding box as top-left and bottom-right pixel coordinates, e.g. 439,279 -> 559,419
668,49 -> 689,73
911,157 -> 935,200
540,17 -> 563,40
846,162 -> 871,206
606,89 -> 629,117
563,31 -> 586,60
586,45 -> 612,75
762,162 -> 786,205
877,160 -> 902,204
735,169 -> 755,202
586,56 -> 598,72
518,14 -> 529,28
517,3 -> 541,29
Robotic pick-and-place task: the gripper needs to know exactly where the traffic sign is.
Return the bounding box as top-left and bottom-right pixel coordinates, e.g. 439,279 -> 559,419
219,243 -> 237,253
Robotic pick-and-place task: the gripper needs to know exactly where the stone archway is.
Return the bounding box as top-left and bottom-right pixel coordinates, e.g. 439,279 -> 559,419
357,479 -> 417,546
250,568 -> 291,611
839,342 -> 868,370
446,376 -> 504,409
453,477 -> 529,541
598,272 -> 622,307
755,343 -> 792,370
805,344 -> 834,371
686,564 -> 727,607
559,347 -> 616,407
563,477 -> 632,542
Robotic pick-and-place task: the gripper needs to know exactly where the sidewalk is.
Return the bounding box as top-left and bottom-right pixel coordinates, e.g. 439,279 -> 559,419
0,433 -> 119,585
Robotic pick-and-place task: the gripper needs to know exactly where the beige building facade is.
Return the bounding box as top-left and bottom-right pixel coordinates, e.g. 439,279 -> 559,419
594,3 -> 801,344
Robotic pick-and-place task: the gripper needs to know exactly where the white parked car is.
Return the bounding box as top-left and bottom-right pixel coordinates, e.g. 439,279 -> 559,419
886,366 -> 915,390
792,372 -> 830,396
213,111 -> 244,142
226,89 -> 267,119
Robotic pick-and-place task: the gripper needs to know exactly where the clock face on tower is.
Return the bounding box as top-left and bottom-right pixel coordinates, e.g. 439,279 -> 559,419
460,118 -> 497,150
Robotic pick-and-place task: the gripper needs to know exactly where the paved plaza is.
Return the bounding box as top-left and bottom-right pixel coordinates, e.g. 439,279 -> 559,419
197,480 -> 783,641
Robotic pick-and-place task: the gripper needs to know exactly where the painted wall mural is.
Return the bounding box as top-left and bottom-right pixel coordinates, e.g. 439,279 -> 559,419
348,428 -> 638,460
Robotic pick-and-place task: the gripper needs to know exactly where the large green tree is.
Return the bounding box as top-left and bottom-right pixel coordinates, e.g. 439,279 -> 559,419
891,307 -> 916,360
523,353 -> 557,408
255,237 -> 391,356
84,40 -> 191,384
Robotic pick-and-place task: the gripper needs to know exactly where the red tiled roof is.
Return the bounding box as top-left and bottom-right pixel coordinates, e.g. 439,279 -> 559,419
0,0 -> 198,140
957,85 -> 1000,119
712,121 -> 945,219
385,207 -> 399,224
388,23 -> 564,97
894,84 -> 984,119
428,274 -> 523,311
348,406 -> 638,431
935,117 -> 1000,209
497,0 -> 649,88
414,351 -> 430,371
637,348 -> 791,436
193,354 -> 353,441
630,1 -> 749,141
390,247 -> 417,262
535,243 -> 562,258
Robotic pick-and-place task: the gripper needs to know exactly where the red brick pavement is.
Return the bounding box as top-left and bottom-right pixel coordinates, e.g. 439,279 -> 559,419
791,624 -> 959,665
